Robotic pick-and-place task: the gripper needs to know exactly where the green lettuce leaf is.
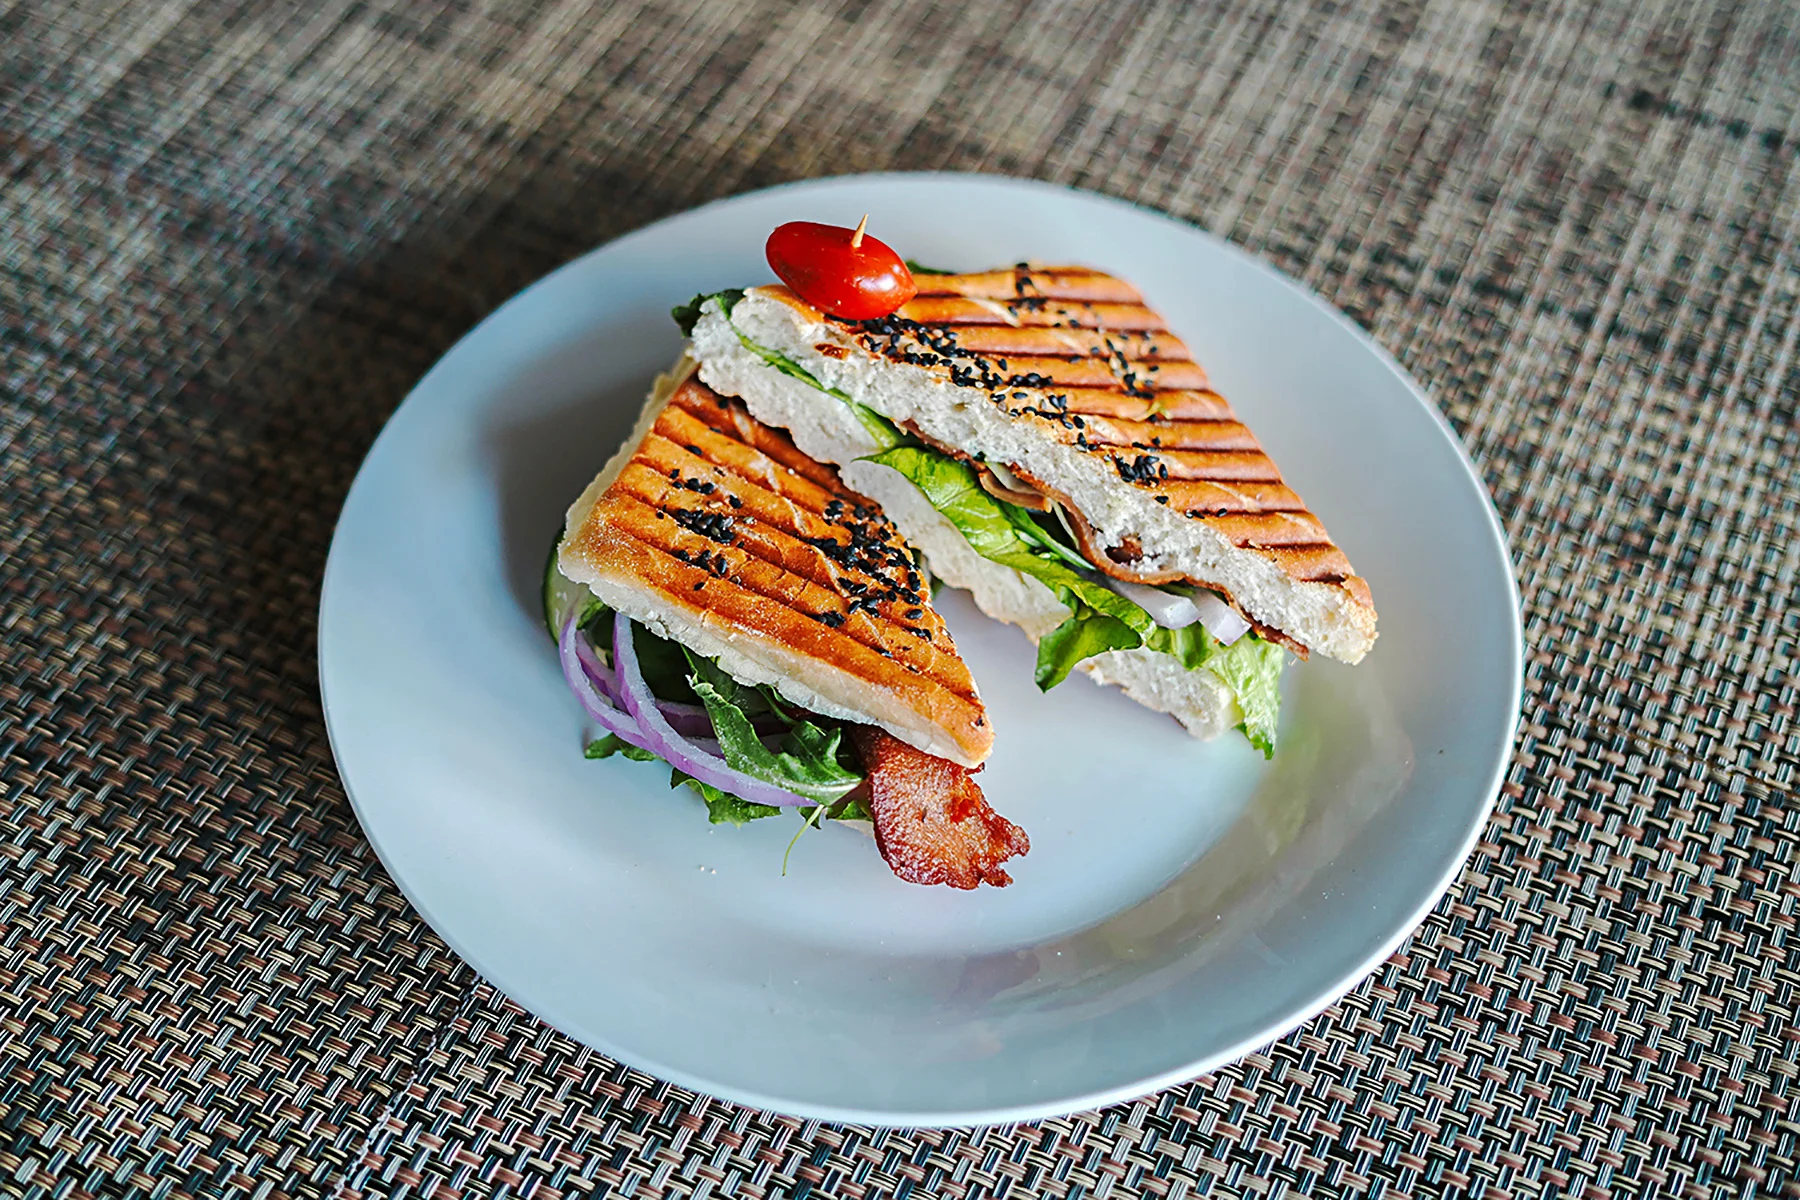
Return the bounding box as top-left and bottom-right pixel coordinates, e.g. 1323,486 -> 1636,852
1204,634 -> 1285,758
1145,622 -> 1215,672
669,769 -> 782,825
1001,505 -> 1095,572
829,793 -> 872,821
1035,602 -> 1144,689
904,259 -> 954,275
863,445 -> 1155,687
672,289 -> 744,336
543,542 -> 608,640
632,626 -> 701,704
585,735 -> 658,761
683,652 -> 862,804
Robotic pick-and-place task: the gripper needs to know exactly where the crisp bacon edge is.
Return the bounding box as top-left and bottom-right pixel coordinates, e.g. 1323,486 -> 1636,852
849,727 -> 1029,889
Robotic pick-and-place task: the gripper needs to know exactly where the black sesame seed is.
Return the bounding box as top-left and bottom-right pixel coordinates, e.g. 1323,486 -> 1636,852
1116,454 -> 1161,484
671,509 -> 735,543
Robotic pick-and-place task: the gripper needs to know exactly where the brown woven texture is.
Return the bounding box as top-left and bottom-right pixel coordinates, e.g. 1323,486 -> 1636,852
3,0 -> 1797,1196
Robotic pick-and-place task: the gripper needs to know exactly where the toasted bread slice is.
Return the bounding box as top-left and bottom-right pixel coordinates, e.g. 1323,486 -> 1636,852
692,273 -> 1376,665
557,358 -> 992,768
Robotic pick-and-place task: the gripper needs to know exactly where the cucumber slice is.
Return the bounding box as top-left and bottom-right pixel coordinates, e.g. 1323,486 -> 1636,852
543,539 -> 604,639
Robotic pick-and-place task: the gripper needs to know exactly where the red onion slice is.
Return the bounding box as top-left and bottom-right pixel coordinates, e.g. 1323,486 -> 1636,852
571,627 -> 618,696
611,617 -> 815,808
558,614 -> 655,750
573,621 -> 766,738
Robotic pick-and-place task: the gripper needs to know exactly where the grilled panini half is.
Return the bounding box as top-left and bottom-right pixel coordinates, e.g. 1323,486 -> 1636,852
558,358 -> 992,768
694,272 -> 1375,665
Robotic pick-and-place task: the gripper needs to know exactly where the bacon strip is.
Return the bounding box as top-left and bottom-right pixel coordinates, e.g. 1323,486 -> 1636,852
851,728 -> 1029,889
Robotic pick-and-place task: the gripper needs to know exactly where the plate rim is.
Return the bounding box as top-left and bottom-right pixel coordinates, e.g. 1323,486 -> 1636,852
318,169 -> 1524,1127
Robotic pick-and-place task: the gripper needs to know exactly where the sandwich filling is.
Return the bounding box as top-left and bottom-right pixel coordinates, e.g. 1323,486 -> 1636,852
681,291 -> 1289,755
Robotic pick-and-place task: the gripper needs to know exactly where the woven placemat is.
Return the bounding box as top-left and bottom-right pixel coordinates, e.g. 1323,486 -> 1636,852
4,0 -> 1797,1195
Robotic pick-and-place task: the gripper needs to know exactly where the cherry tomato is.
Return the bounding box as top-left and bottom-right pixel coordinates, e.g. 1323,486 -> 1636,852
765,220 -> 917,319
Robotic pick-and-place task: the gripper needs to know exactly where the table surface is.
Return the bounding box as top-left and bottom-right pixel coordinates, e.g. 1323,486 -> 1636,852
4,1 -> 1797,1196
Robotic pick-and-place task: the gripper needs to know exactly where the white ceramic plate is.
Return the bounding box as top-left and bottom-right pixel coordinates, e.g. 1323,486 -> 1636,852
320,173 -> 1521,1126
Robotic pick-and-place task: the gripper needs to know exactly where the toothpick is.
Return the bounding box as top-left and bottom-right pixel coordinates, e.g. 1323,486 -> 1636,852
850,214 -> 868,249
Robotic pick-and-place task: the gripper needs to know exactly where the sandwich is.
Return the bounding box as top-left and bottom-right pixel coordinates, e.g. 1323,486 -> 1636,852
681,227 -> 1377,755
547,355 -> 1029,889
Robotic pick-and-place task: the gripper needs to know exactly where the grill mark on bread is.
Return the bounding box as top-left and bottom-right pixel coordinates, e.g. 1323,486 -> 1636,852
616,459 -> 925,603
1073,416 -> 1261,452
948,354 -> 1209,392
629,430 -> 937,626
910,268 -> 1144,303
896,296 -> 1169,331
1108,449 -> 1287,482
607,451 -> 949,644
600,381 -> 949,630
592,496 -> 976,698
1201,512 -> 1335,548
1158,479 -> 1307,513
1262,544 -> 1358,582
668,386 -> 842,489
611,462 -> 909,597
583,526 -> 987,736
937,327 -> 1193,362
